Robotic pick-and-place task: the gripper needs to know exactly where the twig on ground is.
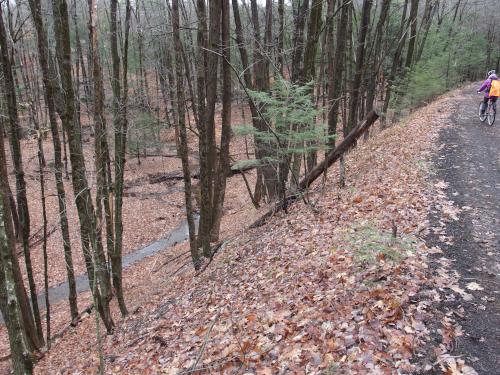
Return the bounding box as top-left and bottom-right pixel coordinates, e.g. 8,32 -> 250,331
185,310 -> 221,373
152,250 -> 191,274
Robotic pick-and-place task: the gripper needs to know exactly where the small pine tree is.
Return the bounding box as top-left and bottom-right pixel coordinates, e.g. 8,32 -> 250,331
235,76 -> 335,192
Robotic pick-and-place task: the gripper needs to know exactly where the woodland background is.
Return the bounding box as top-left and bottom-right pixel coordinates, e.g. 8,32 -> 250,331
0,0 -> 498,373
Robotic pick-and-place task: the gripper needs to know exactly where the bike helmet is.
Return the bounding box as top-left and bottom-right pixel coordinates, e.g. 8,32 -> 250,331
488,70 -> 496,77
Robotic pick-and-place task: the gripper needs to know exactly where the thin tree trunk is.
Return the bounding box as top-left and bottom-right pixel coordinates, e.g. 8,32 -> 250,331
415,0 -> 437,64
381,0 -> 409,127
231,0 -> 265,204
365,0 -> 391,115
37,150 -> 50,347
277,0 -> 285,75
346,0 -> 373,135
301,0 -> 324,174
51,0 -> 114,333
7,185 -> 20,242
172,0 -> 200,269
211,0 -> 232,242
136,1 -> 149,110
71,3 -> 92,113
0,7 -> 44,343
327,0 -> 349,147
0,103 -> 40,371
88,0 -> 114,279
0,192 -> 34,375
72,0 -> 83,144
405,0 -> 419,70
27,0 -> 79,322
0,155 -> 41,359
250,0 -> 277,201
111,0 -> 131,317
195,0 -> 208,256
198,0 -> 222,257
291,0 -> 310,82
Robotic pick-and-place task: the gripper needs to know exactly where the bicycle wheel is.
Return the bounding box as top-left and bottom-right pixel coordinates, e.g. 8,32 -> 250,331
479,102 -> 487,122
487,106 -> 496,126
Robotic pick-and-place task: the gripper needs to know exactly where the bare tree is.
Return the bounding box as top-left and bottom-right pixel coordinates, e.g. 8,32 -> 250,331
346,0 -> 373,135
172,0 -> 200,268
328,0 -> 350,146
0,5 -> 44,342
198,0 -> 222,257
110,0 -> 132,317
211,0 -> 232,242
51,0 -> 114,332
405,0 -> 419,69
27,0 -> 79,321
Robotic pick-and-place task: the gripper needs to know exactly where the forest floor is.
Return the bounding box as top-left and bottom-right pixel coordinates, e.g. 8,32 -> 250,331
0,107 -> 267,365
2,86 -> 494,374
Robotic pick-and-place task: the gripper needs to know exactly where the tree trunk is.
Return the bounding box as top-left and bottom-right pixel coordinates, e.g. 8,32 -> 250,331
381,0 -> 409,127
110,0 -> 130,318
345,0 -> 373,135
277,0 -> 285,75
211,0 -> 232,242
327,0 -> 350,147
405,0 -> 419,70
135,0 -> 150,110
51,0 -> 114,333
72,7 -> 91,119
172,0 -> 200,269
88,0 -> 114,275
0,192 -> 34,375
365,0 -> 391,115
197,0 -> 221,257
0,7 -> 44,343
37,150 -> 51,347
300,0 -> 324,175
415,0 -> 437,64
27,0 -> 79,322
231,0 -> 265,205
0,103 -> 40,372
291,0 -> 310,82
87,0 -> 115,327
250,0 -> 277,201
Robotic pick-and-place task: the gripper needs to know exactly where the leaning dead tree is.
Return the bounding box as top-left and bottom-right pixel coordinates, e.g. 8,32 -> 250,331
251,111 -> 380,229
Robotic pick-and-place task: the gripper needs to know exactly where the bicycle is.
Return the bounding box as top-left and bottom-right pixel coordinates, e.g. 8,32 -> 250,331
478,98 -> 496,126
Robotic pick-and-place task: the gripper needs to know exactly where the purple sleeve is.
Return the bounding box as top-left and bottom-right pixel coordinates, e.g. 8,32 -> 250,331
478,79 -> 490,92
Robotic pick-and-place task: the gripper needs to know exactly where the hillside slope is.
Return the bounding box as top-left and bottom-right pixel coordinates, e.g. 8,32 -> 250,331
33,90 -> 471,374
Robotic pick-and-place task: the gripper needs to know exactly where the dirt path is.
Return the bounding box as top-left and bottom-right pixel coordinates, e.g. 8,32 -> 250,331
429,87 -> 500,374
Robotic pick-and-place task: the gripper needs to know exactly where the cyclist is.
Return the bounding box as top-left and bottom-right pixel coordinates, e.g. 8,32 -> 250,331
478,70 -> 499,115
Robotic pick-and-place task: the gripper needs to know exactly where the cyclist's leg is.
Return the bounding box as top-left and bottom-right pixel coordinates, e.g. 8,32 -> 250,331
481,96 -> 489,114
491,97 -> 498,111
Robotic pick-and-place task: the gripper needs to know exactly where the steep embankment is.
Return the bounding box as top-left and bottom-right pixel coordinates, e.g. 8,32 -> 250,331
33,90 -> 476,374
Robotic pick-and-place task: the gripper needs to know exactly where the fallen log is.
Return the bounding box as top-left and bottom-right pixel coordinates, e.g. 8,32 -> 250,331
148,171 -> 186,184
148,161 -> 257,184
298,110 -> 379,190
250,110 -> 379,229
227,162 -> 257,177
